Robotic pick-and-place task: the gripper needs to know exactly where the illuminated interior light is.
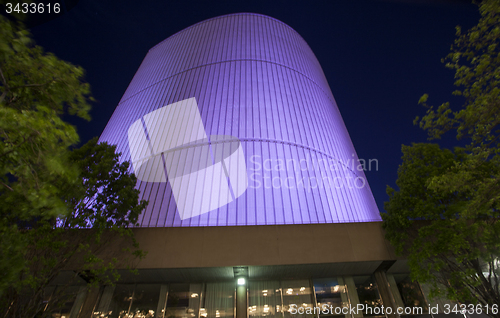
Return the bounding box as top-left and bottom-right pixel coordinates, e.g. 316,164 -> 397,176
237,277 -> 246,285
191,293 -> 199,298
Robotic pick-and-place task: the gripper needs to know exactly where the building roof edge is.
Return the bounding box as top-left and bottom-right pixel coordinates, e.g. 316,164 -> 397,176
148,12 -> 302,53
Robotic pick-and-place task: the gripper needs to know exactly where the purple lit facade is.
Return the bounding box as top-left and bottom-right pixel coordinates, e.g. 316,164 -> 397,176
55,14 -> 426,318
99,13 -> 381,227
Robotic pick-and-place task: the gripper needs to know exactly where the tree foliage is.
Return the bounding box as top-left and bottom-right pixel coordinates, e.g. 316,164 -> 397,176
0,14 -> 92,295
0,138 -> 147,318
64,138 -> 146,230
416,0 -> 500,215
384,0 -> 500,313
383,144 -> 500,310
0,16 -> 148,318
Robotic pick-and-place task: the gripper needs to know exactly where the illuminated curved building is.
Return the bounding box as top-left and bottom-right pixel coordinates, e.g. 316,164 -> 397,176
99,13 -> 381,227
57,13 -> 448,318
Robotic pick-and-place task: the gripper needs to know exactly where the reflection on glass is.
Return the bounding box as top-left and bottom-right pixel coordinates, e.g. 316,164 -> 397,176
313,278 -> 347,316
353,276 -> 383,317
249,281 -> 281,318
44,285 -> 82,318
129,284 -> 161,317
394,275 -> 428,312
203,282 -> 234,318
102,284 -> 160,318
107,284 -> 134,318
165,284 -> 191,318
281,280 -> 314,318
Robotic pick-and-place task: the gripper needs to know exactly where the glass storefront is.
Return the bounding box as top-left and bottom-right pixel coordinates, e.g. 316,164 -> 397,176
104,284 -> 162,318
390,274 -> 428,311
248,281 -> 281,318
247,280 -> 315,318
43,285 -> 86,318
91,283 -> 233,318
351,276 -> 383,317
67,274 -> 438,318
204,282 -> 234,318
312,278 -> 348,317
164,283 -> 200,318
281,280 -> 315,318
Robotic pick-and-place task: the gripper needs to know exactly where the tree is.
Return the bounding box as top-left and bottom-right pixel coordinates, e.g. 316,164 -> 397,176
0,138 -> 147,318
0,15 -> 148,317
416,0 -> 500,217
0,14 -> 92,293
383,143 -> 500,311
383,0 -> 500,313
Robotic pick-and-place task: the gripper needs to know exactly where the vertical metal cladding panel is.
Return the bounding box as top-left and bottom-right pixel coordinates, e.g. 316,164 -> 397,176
99,13 -> 382,227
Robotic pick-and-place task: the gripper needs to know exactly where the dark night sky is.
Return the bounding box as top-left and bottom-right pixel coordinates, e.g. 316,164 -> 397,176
27,0 -> 480,213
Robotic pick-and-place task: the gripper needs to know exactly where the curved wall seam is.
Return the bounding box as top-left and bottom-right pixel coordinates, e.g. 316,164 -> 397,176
117,58 -> 335,109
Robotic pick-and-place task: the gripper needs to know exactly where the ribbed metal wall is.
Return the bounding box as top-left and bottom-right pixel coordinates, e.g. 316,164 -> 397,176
99,13 -> 382,227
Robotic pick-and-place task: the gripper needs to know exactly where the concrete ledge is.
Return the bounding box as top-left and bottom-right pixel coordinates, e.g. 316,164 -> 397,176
124,222 -> 397,269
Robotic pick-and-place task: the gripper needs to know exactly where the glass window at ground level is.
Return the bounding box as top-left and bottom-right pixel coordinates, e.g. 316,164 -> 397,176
249,281 -> 281,318
352,276 -> 383,317
43,285 -> 84,318
392,274 -> 428,312
165,283 -> 203,318
281,280 -> 314,318
313,278 -> 348,317
203,282 -> 235,318
94,284 -> 161,318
